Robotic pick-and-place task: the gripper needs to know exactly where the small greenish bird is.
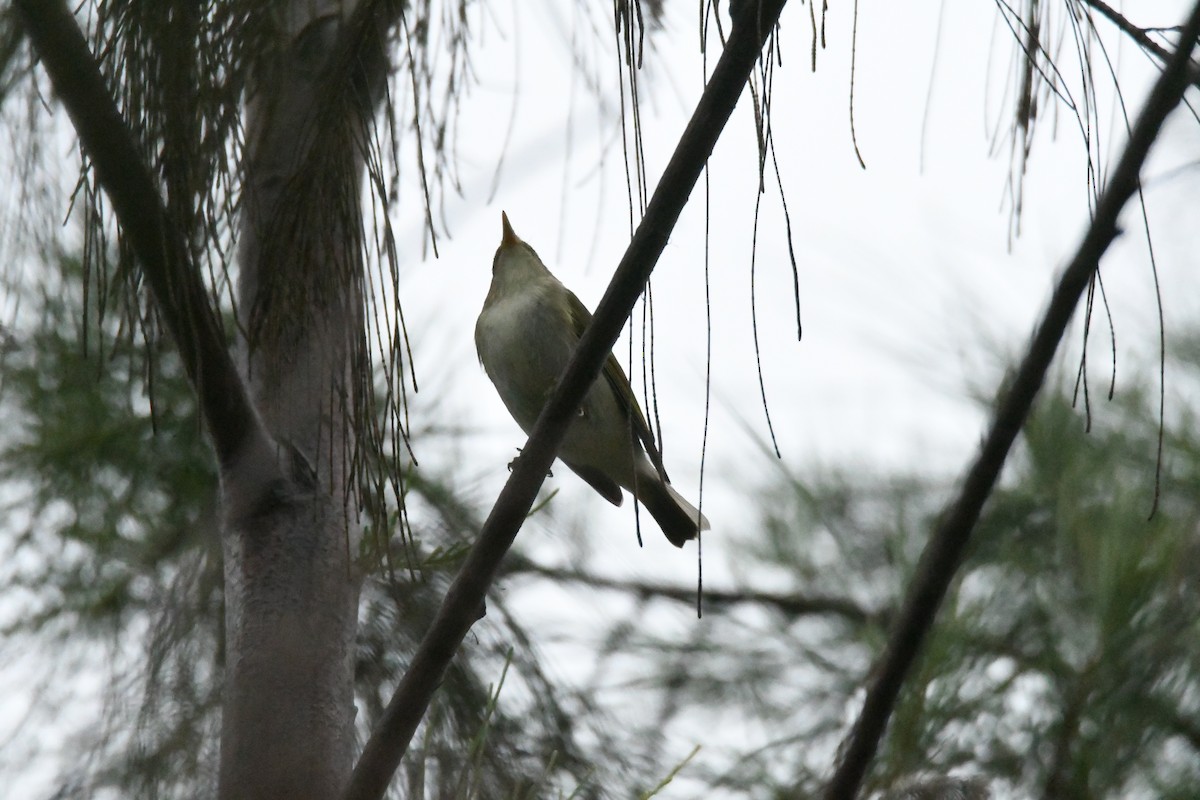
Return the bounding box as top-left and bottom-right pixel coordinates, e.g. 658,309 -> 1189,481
475,212 -> 710,547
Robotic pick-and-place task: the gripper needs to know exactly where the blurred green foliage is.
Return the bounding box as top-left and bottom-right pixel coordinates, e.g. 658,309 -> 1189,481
3,255 -> 1200,800
0,257 -> 615,799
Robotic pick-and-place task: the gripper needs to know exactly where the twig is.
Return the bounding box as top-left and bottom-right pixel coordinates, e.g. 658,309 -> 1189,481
823,5 -> 1200,798
341,2 -> 790,798
507,558 -> 883,627
1083,0 -> 1173,66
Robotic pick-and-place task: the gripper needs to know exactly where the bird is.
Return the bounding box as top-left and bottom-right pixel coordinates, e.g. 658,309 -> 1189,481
475,212 -> 710,547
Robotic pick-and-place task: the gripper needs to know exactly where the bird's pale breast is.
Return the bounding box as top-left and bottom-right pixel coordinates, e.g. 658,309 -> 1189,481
476,287 -> 575,433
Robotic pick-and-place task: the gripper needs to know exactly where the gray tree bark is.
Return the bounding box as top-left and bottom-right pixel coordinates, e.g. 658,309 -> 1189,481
219,4 -> 376,797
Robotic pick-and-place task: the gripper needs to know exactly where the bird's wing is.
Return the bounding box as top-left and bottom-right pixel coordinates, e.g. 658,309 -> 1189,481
565,288 -> 670,483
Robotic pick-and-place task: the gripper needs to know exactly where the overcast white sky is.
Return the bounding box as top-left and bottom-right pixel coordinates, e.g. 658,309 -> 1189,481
6,1 -> 1200,796
395,0 -> 1200,577
393,4 -> 1200,790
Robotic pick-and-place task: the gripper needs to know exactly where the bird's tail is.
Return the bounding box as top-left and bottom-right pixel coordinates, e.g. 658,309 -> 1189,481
634,465 -> 710,548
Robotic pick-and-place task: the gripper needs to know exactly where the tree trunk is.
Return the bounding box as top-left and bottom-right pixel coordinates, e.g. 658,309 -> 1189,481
219,5 -> 370,798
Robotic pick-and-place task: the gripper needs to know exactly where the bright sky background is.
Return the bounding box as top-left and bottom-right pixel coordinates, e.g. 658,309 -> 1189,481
6,1 -> 1200,796
388,2 -> 1200,792
399,0 -> 1200,568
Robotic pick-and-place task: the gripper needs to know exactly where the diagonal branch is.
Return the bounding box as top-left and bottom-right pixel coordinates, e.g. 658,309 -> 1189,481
1083,0 -> 1173,66
822,5 -> 1200,798
1084,0 -> 1200,94
14,0 -> 270,472
342,2 -> 790,798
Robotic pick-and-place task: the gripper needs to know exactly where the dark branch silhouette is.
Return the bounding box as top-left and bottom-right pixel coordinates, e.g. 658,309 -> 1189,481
822,5 -> 1200,798
14,0 -> 269,472
506,557 -> 884,627
342,2 -> 790,798
1084,0 -> 1174,66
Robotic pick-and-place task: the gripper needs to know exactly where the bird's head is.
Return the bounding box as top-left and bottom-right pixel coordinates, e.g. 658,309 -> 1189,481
490,211 -> 552,288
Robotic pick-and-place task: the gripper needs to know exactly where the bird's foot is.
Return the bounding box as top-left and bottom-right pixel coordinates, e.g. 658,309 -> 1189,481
507,448 -> 552,477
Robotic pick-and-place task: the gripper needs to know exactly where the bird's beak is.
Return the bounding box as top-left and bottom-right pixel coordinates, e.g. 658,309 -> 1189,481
500,211 -> 520,248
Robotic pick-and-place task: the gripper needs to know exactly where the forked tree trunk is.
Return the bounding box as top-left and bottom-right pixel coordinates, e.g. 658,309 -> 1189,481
219,4 -> 373,797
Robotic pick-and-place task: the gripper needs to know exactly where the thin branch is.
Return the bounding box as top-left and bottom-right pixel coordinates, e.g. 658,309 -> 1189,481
1083,0 -> 1174,65
1084,0 -> 1200,101
14,0 -> 269,471
822,5 -> 1200,798
506,558 -> 884,627
341,2 -> 790,798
